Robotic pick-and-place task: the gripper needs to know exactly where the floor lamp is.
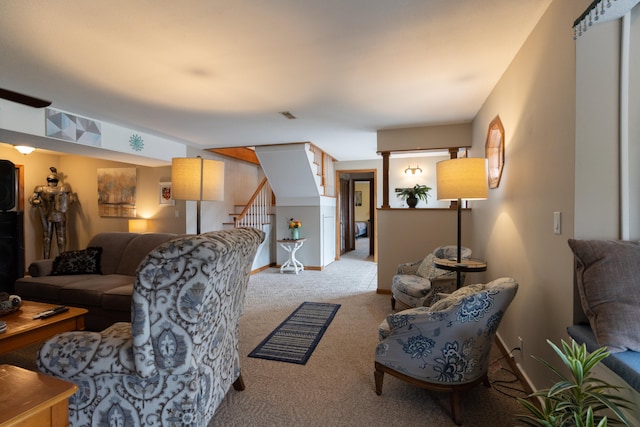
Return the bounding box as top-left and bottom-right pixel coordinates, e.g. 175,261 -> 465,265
436,158 -> 488,264
171,157 -> 224,234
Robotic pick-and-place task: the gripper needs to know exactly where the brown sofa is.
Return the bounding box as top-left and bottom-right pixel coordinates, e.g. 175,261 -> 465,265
15,232 -> 177,331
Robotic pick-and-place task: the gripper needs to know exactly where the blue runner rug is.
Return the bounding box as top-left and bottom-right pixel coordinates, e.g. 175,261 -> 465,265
248,302 -> 341,365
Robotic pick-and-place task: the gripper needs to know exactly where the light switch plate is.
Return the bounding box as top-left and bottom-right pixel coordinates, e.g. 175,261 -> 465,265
553,211 -> 561,234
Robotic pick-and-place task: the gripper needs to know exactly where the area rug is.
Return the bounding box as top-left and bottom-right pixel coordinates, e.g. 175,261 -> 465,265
248,301 -> 340,364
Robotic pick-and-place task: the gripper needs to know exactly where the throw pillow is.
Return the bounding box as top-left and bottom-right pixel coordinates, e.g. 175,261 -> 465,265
416,253 -> 449,279
429,283 -> 486,312
568,239 -> 640,353
50,247 -> 103,276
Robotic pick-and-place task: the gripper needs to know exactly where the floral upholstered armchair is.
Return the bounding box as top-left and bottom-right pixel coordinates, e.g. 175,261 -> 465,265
37,228 -> 265,427
376,277 -> 518,425
391,245 -> 472,310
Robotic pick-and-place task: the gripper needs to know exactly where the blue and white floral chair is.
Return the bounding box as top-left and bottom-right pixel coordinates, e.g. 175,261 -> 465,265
375,277 -> 518,425
391,245 -> 472,310
37,228 -> 265,427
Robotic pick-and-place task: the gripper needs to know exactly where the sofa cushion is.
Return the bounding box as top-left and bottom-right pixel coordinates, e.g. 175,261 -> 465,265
87,232 -> 139,275
15,274 -> 100,302
102,284 -> 134,312
59,275 -> 135,307
568,239 -> 640,353
116,233 -> 177,276
51,247 -> 103,275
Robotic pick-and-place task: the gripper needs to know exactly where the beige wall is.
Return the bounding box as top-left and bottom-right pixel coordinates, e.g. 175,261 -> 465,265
377,208 -> 476,292
354,182 -> 370,221
377,122 -> 471,152
0,144 -> 185,267
470,0 -> 590,389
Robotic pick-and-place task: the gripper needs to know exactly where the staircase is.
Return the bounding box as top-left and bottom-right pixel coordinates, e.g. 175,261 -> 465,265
225,177 -> 274,231
254,142 -> 335,200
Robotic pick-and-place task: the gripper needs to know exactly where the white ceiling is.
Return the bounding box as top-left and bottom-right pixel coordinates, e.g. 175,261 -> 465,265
0,0 -> 552,161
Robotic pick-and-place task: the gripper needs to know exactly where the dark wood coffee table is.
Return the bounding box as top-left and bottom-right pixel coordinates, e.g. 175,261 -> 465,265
0,300 -> 88,356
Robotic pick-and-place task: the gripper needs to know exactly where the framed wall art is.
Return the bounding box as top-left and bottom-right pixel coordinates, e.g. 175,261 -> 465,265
485,115 -> 505,189
159,182 -> 174,205
97,167 -> 137,217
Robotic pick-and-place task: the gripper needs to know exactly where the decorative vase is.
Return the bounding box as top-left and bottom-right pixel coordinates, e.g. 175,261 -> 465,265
291,228 -> 300,240
406,196 -> 418,208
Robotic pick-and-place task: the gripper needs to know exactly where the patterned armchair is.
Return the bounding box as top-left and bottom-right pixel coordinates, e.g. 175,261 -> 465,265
391,245 -> 472,310
36,228 -> 265,427
375,277 -> 518,425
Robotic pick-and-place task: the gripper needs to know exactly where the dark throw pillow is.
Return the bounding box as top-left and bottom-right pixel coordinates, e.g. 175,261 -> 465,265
568,239 -> 640,353
50,247 -> 103,276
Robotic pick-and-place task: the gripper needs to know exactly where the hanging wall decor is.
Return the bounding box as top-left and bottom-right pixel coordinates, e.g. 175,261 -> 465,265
485,115 -> 505,189
159,181 -> 174,205
97,167 -> 137,217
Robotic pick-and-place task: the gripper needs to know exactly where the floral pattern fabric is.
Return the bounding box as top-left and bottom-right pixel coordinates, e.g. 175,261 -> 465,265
391,246 -> 471,308
377,277 -> 518,385
37,228 -> 265,427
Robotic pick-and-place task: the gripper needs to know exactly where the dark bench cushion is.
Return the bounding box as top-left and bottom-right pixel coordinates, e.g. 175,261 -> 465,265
568,324 -> 640,393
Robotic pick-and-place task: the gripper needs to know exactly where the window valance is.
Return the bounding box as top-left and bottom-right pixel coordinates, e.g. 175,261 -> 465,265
574,0 -> 640,38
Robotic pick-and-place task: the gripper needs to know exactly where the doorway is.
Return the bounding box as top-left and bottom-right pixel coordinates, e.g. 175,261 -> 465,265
336,169 -> 376,261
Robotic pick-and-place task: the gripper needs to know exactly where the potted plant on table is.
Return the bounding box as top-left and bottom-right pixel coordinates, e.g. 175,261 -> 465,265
396,184 -> 431,208
517,339 -> 633,427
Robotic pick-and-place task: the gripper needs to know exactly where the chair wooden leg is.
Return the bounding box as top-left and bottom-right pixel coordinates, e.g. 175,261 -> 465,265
450,389 -> 462,425
233,374 -> 245,391
482,374 -> 490,388
374,364 -> 384,395
391,296 -> 396,310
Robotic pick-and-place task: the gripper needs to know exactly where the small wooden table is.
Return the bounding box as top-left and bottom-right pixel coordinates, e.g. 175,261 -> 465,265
0,364 -> 77,427
277,238 -> 307,274
434,258 -> 487,289
0,301 -> 88,356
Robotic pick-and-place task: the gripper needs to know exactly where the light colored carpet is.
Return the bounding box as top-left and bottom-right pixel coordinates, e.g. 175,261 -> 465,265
210,239 -> 528,426
0,239 -> 528,426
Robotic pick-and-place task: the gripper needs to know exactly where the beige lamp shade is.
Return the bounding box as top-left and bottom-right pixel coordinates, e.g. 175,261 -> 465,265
171,157 -> 224,201
128,219 -> 148,233
436,158 -> 488,201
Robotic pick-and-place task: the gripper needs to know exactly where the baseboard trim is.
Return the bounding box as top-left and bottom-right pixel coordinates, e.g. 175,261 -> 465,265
494,334 -> 535,397
251,263 -> 275,274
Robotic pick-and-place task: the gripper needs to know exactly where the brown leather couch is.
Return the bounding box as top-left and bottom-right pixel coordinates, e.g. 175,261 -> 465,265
15,232 -> 177,331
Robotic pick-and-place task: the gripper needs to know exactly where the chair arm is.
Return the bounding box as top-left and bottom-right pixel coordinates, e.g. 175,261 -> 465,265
397,259 -> 422,275
37,323 -> 135,380
28,259 -> 54,277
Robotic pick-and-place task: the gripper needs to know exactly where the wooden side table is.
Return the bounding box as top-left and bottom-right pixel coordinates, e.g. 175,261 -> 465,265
277,238 -> 306,274
0,364 -> 77,426
434,258 -> 487,289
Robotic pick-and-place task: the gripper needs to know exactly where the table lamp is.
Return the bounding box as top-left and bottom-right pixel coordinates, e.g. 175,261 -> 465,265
171,157 -> 224,234
436,158 -> 488,263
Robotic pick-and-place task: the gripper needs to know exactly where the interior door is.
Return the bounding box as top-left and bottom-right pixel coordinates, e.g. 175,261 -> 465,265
339,178 -> 350,255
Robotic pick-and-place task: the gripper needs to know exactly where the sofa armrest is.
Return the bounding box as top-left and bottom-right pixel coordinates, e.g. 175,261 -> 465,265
397,259 -> 422,275
28,259 -> 54,277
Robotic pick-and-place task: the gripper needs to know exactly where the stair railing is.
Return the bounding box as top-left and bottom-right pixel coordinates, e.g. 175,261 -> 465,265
234,177 -> 274,230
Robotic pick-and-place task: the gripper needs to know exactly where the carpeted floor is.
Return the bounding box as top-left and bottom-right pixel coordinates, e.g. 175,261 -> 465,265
209,239 -> 529,426
0,238 -> 530,426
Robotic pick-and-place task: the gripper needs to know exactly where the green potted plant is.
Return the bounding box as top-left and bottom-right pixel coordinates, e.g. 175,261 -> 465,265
517,339 -> 633,427
396,184 -> 431,208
